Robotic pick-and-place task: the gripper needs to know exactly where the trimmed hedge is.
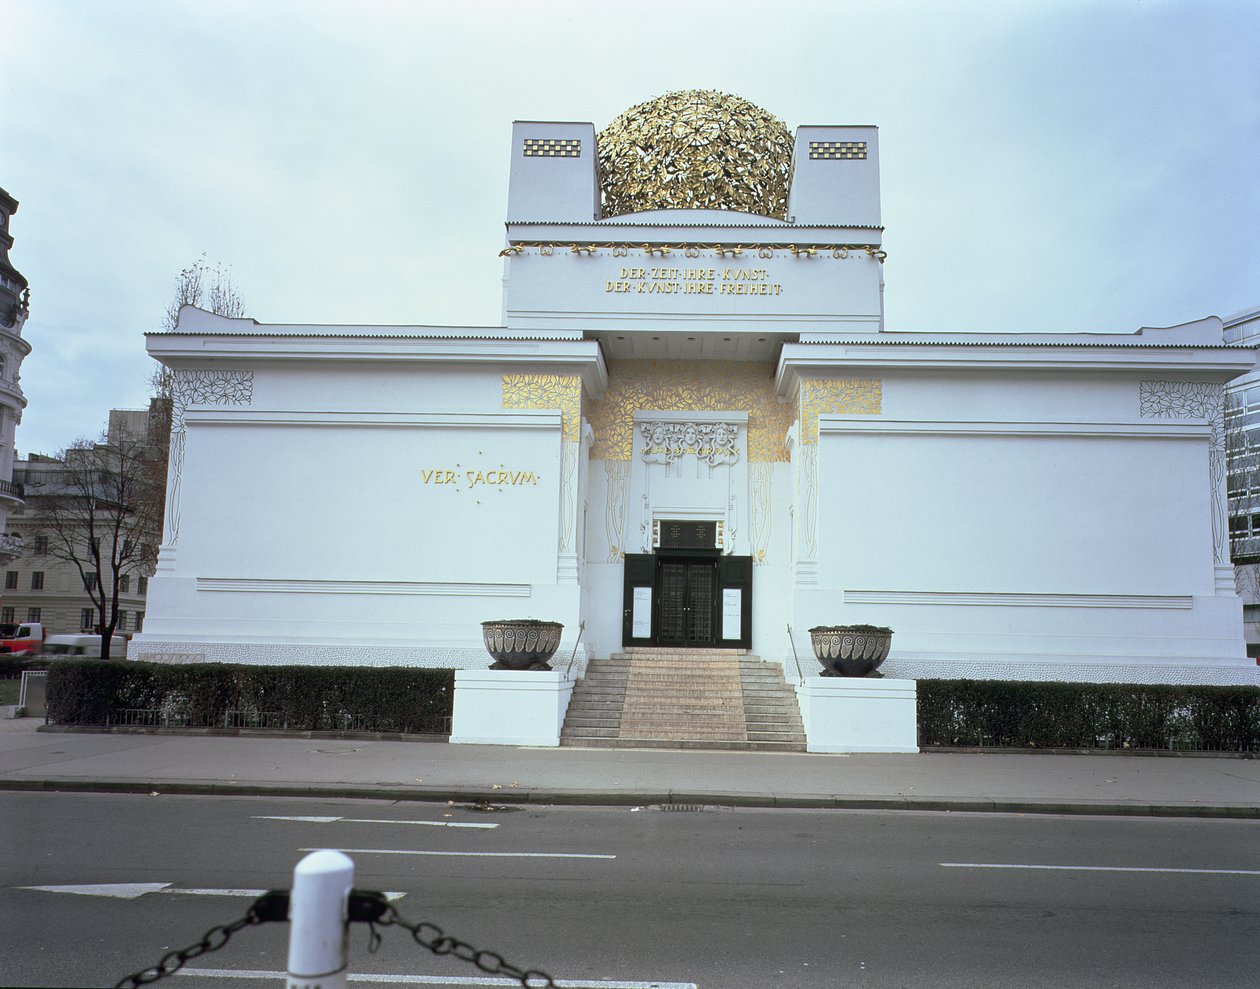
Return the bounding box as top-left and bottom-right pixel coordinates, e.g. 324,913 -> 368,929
918,679 -> 1260,752
45,660 -> 454,734
0,657 -> 52,679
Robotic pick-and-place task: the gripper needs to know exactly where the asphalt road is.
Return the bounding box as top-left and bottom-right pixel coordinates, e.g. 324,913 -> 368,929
2,791 -> 1258,988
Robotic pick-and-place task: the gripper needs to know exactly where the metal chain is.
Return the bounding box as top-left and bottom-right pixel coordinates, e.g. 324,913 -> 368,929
376,899 -> 558,988
114,891 -> 289,988
115,889 -> 555,989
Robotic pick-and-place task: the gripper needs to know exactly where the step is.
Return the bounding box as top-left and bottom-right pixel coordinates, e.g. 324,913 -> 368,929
561,650 -> 805,751
559,737 -> 807,752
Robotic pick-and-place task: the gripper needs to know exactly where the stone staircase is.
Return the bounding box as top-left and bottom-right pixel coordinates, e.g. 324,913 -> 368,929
560,647 -> 806,751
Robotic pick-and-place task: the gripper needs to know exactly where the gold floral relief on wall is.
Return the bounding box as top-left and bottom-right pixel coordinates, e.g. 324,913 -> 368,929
587,360 -> 792,462
501,374 -> 583,440
799,378 -> 881,444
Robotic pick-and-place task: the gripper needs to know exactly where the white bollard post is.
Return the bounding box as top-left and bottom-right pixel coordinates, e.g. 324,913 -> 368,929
286,850 -> 354,989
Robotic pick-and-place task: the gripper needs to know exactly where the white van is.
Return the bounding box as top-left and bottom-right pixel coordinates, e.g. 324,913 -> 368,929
43,634 -> 103,658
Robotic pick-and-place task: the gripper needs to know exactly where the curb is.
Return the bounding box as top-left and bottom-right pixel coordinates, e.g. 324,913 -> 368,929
1,777 -> 1256,819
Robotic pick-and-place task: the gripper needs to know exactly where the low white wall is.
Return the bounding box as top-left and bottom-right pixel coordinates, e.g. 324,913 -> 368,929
450,670 -> 576,746
796,676 -> 918,753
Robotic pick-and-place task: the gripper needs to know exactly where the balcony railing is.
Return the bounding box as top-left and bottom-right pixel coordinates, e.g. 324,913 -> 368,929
0,479 -> 24,503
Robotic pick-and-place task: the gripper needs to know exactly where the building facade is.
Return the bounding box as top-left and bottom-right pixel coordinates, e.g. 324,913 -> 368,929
131,91 -> 1258,684
0,188 -> 32,565
1223,305 -> 1260,652
6,409 -> 158,638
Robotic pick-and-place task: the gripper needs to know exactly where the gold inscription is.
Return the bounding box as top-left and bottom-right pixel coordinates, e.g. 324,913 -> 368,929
605,266 -> 783,298
421,466 -> 540,491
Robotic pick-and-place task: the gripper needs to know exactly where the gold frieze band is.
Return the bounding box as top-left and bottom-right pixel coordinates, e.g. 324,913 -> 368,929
499,242 -> 887,263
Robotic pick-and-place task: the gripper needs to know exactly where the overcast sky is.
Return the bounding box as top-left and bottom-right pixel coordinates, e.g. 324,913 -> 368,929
3,0 -> 1258,456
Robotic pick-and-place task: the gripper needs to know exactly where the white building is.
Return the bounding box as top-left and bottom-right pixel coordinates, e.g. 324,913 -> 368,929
0,188 -> 31,566
131,91 -> 1258,685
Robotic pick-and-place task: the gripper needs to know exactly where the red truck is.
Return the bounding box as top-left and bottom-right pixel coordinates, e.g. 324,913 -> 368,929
0,622 -> 45,656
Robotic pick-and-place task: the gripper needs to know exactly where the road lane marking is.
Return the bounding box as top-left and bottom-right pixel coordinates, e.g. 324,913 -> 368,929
167,888 -> 407,900
303,847 -> 616,860
19,883 -> 171,899
256,815 -> 498,830
17,884 -> 406,900
941,863 -> 1260,876
178,969 -> 697,987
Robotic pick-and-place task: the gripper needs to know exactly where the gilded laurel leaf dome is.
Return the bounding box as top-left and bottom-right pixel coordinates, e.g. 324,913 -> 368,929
597,90 -> 793,220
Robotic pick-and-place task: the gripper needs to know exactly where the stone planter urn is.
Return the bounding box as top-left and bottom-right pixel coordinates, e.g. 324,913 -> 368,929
481,619 -> 564,671
808,625 -> 893,677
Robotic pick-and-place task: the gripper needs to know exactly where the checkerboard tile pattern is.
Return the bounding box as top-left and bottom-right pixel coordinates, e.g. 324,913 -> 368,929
523,138 -> 582,157
808,141 -> 867,160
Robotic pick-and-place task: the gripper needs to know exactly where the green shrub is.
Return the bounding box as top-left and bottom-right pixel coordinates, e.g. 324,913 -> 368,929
46,660 -> 455,734
0,657 -> 53,679
917,680 -> 1260,751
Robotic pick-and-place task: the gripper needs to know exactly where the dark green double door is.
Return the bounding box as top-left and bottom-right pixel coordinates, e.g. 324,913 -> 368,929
657,558 -> 718,645
622,552 -> 752,649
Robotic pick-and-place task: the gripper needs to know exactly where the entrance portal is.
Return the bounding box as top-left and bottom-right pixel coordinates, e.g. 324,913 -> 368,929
622,548 -> 752,650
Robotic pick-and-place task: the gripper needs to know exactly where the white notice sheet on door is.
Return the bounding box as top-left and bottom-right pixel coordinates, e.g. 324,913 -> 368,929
722,588 -> 741,640
632,586 -> 652,638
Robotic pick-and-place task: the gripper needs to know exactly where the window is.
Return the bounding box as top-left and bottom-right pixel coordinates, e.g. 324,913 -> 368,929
25,608 -> 40,623
4,571 -> 16,589
117,610 -> 128,631
123,538 -> 134,557
88,537 -> 99,555
30,571 -> 43,590
33,535 -> 47,555
135,611 -> 144,631
120,575 -> 130,593
138,576 -> 148,595
80,608 -> 95,630
1245,605 -> 1260,623
1,607 -> 13,623
83,572 -> 99,591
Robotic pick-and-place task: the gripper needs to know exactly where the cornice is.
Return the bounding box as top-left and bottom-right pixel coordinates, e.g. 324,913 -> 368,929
775,342 -> 1257,396
147,335 -> 609,397
506,220 -> 885,230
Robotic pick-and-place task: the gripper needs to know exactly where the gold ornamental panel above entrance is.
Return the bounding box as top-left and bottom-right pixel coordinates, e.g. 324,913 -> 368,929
588,359 -> 791,463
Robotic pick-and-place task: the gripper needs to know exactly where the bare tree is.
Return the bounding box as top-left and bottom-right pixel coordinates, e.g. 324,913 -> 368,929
147,256 -> 247,534
31,427 -> 163,660
151,255 -> 247,399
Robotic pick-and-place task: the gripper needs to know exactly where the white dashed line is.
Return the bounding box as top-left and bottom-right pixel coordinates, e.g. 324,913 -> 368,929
177,968 -> 697,987
303,847 -> 616,860
255,815 -> 498,829
941,863 -> 1260,876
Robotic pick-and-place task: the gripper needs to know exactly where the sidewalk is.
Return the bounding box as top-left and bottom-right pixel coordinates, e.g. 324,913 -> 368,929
1,717 -> 1257,818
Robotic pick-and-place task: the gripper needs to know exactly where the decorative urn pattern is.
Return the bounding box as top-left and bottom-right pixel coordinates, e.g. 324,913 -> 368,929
808,625 -> 893,677
481,620 -> 564,671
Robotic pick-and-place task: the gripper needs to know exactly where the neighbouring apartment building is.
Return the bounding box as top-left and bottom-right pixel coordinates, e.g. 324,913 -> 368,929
6,408 -> 160,637
1224,304 -> 1260,653
0,188 -> 32,567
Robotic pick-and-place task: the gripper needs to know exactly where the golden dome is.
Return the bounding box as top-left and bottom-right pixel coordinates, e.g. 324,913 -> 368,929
597,90 -> 792,220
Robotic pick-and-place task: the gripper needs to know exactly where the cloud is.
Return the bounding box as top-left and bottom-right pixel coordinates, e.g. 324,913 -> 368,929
3,0 -> 1258,453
